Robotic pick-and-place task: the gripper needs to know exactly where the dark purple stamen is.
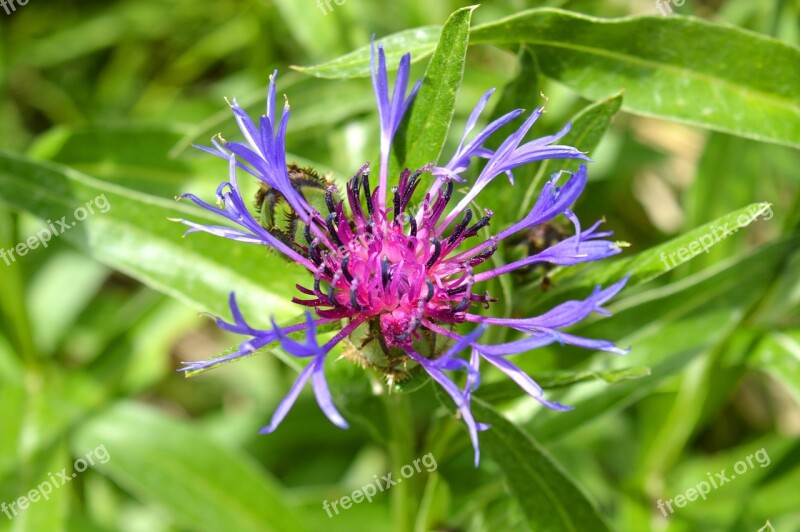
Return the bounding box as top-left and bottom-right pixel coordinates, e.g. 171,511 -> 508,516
326,213 -> 344,247
426,238 -> 442,269
429,180 -> 454,225
308,240 -> 322,264
400,167 -> 424,208
453,296 -> 471,312
425,278 -> 435,302
467,244 -> 497,267
392,185 -> 401,221
341,254 -> 353,282
349,284 -> 362,311
447,209 -> 473,246
465,212 -> 492,237
381,257 -> 390,288
446,285 -> 468,295
362,170 -> 374,216
325,186 -> 336,213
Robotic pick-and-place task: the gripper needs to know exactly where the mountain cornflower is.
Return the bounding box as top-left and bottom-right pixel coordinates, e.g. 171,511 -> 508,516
175,42 -> 628,466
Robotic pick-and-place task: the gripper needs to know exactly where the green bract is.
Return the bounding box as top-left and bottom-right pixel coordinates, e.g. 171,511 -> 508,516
255,164 -> 333,252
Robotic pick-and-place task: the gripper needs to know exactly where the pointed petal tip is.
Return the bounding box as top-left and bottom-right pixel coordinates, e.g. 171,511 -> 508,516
333,418 -> 350,430
541,399 -> 574,411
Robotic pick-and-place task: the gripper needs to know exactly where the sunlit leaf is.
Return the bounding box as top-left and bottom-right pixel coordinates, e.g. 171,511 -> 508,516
0,153 -> 302,323
393,5 -> 477,174
72,402 -> 308,532
473,399 -> 611,531
471,9 -> 800,148
292,27 -> 442,79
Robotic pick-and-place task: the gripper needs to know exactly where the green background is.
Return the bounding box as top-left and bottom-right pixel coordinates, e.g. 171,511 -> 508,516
1,0 -> 798,531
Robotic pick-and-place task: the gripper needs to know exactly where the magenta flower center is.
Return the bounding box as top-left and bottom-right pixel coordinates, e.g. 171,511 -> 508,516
295,164 -> 495,349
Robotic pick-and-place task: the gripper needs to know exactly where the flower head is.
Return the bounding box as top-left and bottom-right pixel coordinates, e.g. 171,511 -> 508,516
176,43 -> 628,466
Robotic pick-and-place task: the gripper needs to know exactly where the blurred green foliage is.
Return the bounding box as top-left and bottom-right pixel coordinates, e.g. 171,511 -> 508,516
1,0 -> 799,531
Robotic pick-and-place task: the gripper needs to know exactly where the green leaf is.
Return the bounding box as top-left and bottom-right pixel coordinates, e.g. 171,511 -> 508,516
472,398 -> 611,532
71,401 -> 308,532
0,209 -> 36,361
658,434 -> 794,529
470,8 -> 800,148
0,369 -> 108,528
527,237 -> 797,443
478,47 -> 541,216
393,5 -> 477,174
518,91 -> 623,218
272,0 -> 344,61
327,361 -> 390,444
7,441 -> 71,532
27,251 -> 109,356
533,201 -> 773,310
291,26 -> 442,79
0,381 -> 25,479
543,92 -> 623,176
413,472 -> 451,532
28,125 -> 194,197
476,366 -> 650,403
483,46 -> 541,150
0,152 -> 303,323
169,77 -> 375,163
751,329 -> 800,403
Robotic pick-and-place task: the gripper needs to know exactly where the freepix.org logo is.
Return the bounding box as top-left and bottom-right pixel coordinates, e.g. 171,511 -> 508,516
322,452 -> 438,517
2,444 -> 111,521
0,194 -> 111,267
657,447 -> 771,517
659,203 -> 772,270
1,0 -> 30,16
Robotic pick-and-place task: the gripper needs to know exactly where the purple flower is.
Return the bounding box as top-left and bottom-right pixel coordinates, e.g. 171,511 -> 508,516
175,42 -> 628,466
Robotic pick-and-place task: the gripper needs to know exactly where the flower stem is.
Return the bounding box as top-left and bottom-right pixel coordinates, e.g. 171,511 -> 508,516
384,392 -> 415,532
